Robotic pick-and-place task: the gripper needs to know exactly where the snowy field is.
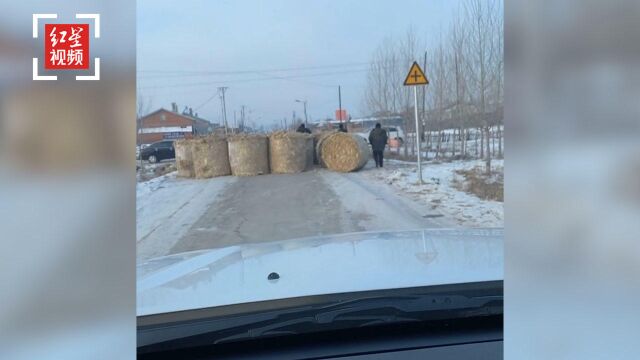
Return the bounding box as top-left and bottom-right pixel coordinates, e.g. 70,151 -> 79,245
363,159 -> 504,227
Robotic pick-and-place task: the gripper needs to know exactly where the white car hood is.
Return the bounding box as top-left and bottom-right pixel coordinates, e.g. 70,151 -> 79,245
137,229 -> 503,316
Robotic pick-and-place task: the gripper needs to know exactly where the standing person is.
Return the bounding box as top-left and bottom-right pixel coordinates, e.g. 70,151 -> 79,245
338,123 -> 347,133
369,123 -> 388,168
296,123 -> 311,133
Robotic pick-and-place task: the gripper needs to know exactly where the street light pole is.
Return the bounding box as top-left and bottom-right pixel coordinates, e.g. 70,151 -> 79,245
303,101 -> 308,126
295,99 -> 308,126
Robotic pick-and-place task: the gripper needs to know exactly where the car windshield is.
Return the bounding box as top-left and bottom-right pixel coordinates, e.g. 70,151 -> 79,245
136,0 -> 504,346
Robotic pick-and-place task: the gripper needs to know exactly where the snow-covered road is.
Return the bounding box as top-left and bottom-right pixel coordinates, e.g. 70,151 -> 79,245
137,159 -> 502,262
136,161 -> 448,262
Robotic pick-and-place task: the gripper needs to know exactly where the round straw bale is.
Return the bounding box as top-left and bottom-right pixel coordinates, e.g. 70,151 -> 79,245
319,132 -> 370,172
268,131 -> 312,174
315,131 -> 338,167
228,134 -> 269,176
192,135 -> 231,178
174,138 -> 195,178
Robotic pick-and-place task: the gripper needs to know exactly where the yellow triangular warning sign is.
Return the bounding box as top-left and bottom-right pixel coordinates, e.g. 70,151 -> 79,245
403,61 -> 429,86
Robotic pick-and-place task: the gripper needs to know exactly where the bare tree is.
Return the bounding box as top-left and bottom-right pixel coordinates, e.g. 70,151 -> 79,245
462,0 -> 499,174
492,7 -> 504,158
449,12 -> 470,158
136,94 -> 153,145
400,28 -> 420,156
362,1 -> 503,165
137,95 -> 152,132
136,94 -> 153,172
364,37 -> 406,116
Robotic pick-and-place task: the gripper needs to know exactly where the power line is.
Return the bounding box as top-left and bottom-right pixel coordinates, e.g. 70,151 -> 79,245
139,68 -> 369,90
252,70 -> 336,88
138,61 -> 370,77
142,73 -> 365,96
195,93 -> 218,111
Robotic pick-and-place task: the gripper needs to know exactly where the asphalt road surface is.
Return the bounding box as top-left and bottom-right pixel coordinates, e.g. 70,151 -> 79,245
137,162 -> 450,262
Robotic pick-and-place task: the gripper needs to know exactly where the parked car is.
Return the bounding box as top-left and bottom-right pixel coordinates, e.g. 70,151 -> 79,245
385,126 -> 404,144
136,143 -> 151,159
357,126 -> 404,148
138,140 -> 175,163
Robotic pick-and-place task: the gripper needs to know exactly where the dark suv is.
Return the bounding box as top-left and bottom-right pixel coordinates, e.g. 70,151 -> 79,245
139,140 -> 175,163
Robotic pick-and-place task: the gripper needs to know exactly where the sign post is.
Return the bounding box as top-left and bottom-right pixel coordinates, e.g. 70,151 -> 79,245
403,61 -> 429,184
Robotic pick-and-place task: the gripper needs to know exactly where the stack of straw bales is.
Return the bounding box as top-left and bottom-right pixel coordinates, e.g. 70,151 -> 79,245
228,134 -> 270,176
173,130 -> 370,179
192,135 -> 231,178
268,131 -> 313,174
318,132 -> 370,172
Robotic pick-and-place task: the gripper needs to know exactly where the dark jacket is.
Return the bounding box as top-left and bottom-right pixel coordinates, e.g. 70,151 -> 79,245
296,125 -> 311,134
368,128 -> 388,151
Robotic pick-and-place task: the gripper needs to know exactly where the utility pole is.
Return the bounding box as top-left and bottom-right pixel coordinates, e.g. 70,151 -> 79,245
240,105 -> 246,132
233,110 -> 237,134
218,86 -> 229,135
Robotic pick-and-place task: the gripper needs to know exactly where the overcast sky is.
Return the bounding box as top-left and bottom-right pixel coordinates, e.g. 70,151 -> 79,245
137,0 -> 463,127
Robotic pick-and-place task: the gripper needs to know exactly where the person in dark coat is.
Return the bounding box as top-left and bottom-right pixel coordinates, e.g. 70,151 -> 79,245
368,123 -> 388,168
296,123 -> 311,133
338,123 -> 347,133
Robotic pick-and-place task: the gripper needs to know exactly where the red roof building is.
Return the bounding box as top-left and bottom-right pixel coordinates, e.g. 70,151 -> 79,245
137,105 -> 217,144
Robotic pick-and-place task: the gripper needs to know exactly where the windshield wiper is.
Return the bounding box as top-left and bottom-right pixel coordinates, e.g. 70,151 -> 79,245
138,284 -> 503,352
211,294 -> 502,344
214,314 -> 422,344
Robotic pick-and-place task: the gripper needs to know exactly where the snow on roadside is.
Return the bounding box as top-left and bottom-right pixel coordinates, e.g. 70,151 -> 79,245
136,172 -> 236,261
137,160 -> 176,182
136,171 -> 177,201
364,159 -> 504,227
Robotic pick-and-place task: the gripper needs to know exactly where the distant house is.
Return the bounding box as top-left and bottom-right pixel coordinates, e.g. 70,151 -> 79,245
137,103 -> 218,144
